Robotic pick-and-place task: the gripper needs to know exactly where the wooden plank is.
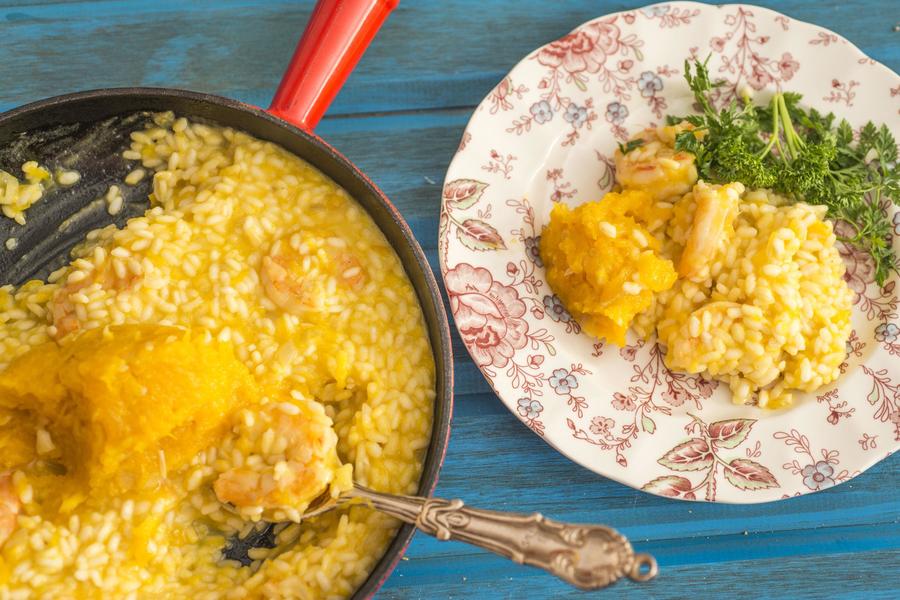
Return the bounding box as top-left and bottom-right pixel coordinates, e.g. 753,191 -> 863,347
0,0 -> 895,115
381,549 -> 900,598
317,109 -> 471,219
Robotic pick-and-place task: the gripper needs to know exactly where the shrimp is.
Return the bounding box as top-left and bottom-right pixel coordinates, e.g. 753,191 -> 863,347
678,181 -> 744,280
614,122 -> 700,202
48,258 -> 142,340
260,232 -> 365,316
260,253 -> 313,316
0,472 -> 21,548
48,290 -> 82,340
214,406 -> 345,515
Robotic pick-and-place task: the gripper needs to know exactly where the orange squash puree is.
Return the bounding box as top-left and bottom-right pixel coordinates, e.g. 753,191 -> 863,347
540,190 -> 677,345
0,408 -> 37,473
0,324 -> 257,514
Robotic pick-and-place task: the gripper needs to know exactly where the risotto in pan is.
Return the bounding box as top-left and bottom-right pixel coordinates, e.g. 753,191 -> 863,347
0,112 -> 435,599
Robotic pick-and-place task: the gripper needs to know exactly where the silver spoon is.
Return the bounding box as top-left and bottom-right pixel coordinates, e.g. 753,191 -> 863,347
263,483 -> 658,590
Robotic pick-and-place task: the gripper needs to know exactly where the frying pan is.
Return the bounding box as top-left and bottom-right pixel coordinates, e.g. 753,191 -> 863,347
0,0 -> 453,597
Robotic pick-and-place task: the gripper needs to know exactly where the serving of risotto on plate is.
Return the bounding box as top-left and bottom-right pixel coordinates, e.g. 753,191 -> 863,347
540,121 -> 853,409
0,112 -> 435,598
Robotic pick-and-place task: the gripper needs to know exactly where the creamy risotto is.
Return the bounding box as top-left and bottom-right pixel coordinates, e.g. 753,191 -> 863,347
541,123 -> 852,408
0,113 -> 435,598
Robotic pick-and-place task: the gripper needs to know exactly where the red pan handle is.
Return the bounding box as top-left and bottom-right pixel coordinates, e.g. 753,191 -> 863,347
268,0 -> 399,131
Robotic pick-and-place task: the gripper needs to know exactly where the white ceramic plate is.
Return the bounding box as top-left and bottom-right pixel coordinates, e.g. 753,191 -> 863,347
439,1 -> 900,502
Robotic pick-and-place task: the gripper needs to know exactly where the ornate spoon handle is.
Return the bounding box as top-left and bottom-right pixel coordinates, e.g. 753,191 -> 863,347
350,485 -> 657,590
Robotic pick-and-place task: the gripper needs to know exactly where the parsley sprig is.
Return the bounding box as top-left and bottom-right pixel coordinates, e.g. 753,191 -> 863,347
668,58 -> 900,285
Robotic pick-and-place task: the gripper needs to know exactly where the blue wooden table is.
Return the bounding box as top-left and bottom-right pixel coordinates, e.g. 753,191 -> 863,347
1,0 -> 898,597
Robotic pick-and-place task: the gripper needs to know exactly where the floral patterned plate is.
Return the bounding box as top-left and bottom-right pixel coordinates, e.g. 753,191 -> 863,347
439,1 -> 900,502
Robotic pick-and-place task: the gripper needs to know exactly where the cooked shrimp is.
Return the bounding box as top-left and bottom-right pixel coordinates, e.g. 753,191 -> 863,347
0,472 -> 21,548
48,292 -> 82,340
260,253 -> 313,316
260,232 -> 365,316
614,122 -> 699,202
214,407 -> 345,515
678,181 -> 744,280
48,259 -> 142,339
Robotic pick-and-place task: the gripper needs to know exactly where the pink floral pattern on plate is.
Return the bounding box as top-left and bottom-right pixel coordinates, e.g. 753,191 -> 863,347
440,2 -> 900,503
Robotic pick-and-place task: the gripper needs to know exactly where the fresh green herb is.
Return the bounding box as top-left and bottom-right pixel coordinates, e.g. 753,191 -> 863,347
618,138 -> 645,155
670,57 -> 900,285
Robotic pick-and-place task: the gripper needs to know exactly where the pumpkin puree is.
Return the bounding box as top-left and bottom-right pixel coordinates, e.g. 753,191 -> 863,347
540,189 -> 677,345
0,324 -> 257,515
